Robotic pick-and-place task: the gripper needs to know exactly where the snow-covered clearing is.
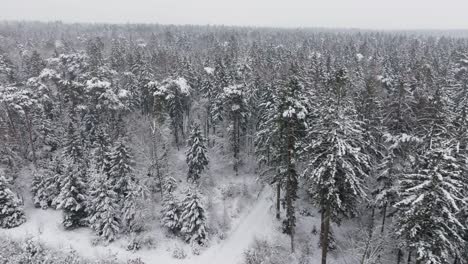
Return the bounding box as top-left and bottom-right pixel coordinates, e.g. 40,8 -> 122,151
0,185 -> 275,264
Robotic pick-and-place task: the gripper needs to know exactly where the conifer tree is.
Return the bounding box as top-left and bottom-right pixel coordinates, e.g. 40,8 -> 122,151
88,171 -> 121,242
186,124 -> 209,183
256,70 -> 310,252
152,77 -> 191,148
31,171 -> 50,209
56,120 -> 88,229
161,176 -> 180,232
121,180 -> 144,233
304,67 -> 370,263
213,84 -> 249,174
161,193 -> 180,233
163,176 -> 178,194
56,158 -> 88,229
179,189 -> 207,244
0,176 -> 26,228
107,138 -> 134,199
394,147 -> 466,264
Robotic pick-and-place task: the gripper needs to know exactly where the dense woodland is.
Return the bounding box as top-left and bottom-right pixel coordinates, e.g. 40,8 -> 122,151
0,21 -> 467,264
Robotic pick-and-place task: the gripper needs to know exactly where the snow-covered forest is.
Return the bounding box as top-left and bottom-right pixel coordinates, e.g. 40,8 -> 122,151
0,21 -> 467,264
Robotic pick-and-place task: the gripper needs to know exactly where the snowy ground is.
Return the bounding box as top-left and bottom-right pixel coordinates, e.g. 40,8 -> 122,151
0,148 -> 356,264
0,182 -> 275,264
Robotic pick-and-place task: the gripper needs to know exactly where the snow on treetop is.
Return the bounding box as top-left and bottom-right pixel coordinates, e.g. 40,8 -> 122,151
204,67 -> 215,75
174,77 -> 191,95
86,79 -> 111,90
153,77 -> 191,97
356,53 -> 364,61
308,51 -> 322,59
118,89 -> 129,98
223,84 -> 244,96
39,68 -> 60,79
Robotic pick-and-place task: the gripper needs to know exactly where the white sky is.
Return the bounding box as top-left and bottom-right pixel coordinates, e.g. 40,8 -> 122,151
1,0 -> 468,30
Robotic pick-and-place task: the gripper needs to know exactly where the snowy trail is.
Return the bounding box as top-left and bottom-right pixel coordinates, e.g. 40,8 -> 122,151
194,186 -> 274,264
0,186 -> 275,264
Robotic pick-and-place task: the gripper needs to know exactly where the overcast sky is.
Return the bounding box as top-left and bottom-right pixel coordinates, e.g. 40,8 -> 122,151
1,0 -> 468,30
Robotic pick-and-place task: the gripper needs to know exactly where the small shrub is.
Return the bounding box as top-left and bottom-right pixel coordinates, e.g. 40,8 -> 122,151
243,239 -> 291,264
126,233 -> 156,252
172,246 -> 187,259
127,258 -> 145,264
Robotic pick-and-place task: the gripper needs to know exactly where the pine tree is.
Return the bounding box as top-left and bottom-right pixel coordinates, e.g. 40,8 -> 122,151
152,77 -> 191,148
186,124 -> 209,183
0,176 -> 26,228
394,147 -> 466,264
87,171 -> 121,242
213,84 -> 250,174
179,189 -> 207,244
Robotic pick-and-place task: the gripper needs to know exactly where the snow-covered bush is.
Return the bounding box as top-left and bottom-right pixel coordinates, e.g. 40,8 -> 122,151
0,175 -> 26,228
171,246 -> 187,259
0,237 -> 123,264
126,233 -> 157,252
127,258 -> 145,264
243,238 -> 292,264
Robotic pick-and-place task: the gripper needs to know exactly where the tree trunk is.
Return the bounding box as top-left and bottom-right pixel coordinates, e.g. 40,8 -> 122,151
25,112 -> 37,166
233,117 -> 239,175
276,183 -> 281,219
205,108 -> 210,142
174,122 -> 180,150
407,250 -> 412,264
397,249 -> 403,264
321,201 -> 331,264
291,230 -> 295,253
361,206 -> 375,264
381,203 -> 387,234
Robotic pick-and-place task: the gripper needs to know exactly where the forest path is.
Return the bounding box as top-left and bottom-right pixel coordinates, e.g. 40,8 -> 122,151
194,185 -> 275,264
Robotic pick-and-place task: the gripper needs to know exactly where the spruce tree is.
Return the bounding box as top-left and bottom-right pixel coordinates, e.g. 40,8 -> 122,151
179,189 -> 207,244
304,67 -> 370,263
31,171 -> 50,209
186,124 -> 209,183
107,138 -> 134,199
88,171 -> 121,242
163,176 -> 178,194
161,193 -> 180,233
394,147 -> 466,264
56,158 -> 88,229
121,181 -> 144,233
0,176 -> 26,228
255,70 -> 310,252
161,176 -> 180,232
